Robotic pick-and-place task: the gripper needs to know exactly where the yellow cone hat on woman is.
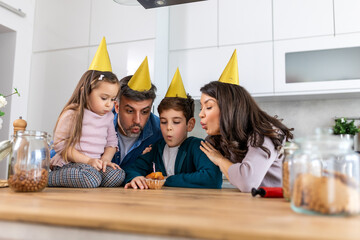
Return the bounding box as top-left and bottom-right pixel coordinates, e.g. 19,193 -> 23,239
218,49 -> 239,85
88,37 -> 112,72
128,57 -> 152,91
165,68 -> 187,98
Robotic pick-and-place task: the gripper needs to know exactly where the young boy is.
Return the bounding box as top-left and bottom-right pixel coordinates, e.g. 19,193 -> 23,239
124,69 -> 222,189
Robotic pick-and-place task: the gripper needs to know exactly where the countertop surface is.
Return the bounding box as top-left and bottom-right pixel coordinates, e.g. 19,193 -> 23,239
0,187 -> 359,240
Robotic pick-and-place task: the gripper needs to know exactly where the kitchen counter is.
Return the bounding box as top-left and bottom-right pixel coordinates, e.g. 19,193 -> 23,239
0,187 -> 359,240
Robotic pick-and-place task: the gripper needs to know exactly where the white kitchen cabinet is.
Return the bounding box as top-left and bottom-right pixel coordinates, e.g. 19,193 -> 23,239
0,0 -> 34,17
169,0 -> 217,50
219,0 -> 272,45
27,48 -> 89,134
273,0 -> 334,40
33,0 -> 91,52
334,0 -> 360,34
169,48 -> 220,98
237,42 -> 273,96
90,0 -> 156,45
168,42 -> 273,99
93,39 -> 155,82
274,33 -> 360,95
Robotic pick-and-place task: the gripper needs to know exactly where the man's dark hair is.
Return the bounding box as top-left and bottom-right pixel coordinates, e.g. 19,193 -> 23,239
157,95 -> 194,122
118,75 -> 157,102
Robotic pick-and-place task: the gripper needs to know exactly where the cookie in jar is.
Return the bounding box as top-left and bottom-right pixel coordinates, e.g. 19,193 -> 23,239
8,130 -> 50,192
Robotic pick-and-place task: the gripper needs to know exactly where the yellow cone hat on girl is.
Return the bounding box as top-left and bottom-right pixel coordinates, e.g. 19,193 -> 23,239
218,49 -> 239,85
88,37 -> 112,72
127,57 -> 152,91
165,68 -> 187,98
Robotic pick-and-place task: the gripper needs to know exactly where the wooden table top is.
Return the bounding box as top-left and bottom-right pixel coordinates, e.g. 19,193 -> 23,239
0,187 -> 359,240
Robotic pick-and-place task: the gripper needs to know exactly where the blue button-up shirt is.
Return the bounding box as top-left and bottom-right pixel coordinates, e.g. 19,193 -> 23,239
112,112 -> 163,170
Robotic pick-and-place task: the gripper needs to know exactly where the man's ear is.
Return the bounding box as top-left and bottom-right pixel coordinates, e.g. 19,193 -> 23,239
187,117 -> 195,132
114,101 -> 120,114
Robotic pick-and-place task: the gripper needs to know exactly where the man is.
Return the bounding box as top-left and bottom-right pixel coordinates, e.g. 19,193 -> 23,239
112,58 -> 162,169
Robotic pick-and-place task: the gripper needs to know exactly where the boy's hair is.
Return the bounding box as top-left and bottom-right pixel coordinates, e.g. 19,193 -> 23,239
157,95 -> 194,122
54,70 -> 120,162
118,75 -> 157,102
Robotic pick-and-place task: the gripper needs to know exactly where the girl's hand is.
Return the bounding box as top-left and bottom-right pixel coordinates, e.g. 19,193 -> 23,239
124,176 -> 148,190
142,145 -> 152,155
101,161 -> 121,172
200,141 -> 226,166
87,158 -> 103,171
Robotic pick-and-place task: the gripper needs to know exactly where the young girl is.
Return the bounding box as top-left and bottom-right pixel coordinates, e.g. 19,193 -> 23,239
48,38 -> 125,188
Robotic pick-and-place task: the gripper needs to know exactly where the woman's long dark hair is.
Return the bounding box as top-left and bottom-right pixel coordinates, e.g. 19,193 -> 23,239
200,81 -> 293,163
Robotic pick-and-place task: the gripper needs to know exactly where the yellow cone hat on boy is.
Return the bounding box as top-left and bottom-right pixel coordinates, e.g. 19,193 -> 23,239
165,68 -> 187,98
89,37 -> 112,72
218,49 -> 239,85
128,57 -> 152,91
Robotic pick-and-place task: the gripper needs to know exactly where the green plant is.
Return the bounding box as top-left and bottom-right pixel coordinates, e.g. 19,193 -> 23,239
333,118 -> 360,135
0,88 -> 20,117
0,88 -> 20,130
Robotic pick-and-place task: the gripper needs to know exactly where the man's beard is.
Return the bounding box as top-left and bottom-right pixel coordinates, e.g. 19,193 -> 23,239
122,123 -> 143,138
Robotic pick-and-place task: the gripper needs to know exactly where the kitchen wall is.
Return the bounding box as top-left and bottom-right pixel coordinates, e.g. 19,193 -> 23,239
0,0 -> 35,179
2,0 -> 360,145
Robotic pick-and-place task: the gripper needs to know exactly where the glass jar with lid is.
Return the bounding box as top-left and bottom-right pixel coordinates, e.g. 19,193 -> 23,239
290,131 -> 360,216
282,142 -> 298,201
8,130 -> 50,192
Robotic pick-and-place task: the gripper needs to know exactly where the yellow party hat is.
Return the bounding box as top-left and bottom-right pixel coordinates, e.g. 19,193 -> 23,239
218,49 -> 239,85
88,37 -> 112,72
165,68 -> 187,98
128,57 -> 152,91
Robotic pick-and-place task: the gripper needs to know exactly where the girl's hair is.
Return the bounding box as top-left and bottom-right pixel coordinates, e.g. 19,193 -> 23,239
200,81 -> 293,163
157,95 -> 194,122
54,70 -> 120,162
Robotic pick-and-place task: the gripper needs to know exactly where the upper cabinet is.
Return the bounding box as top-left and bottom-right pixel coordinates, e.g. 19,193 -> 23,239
168,42 -> 273,98
273,0 -> 334,40
274,33 -> 360,95
334,0 -> 360,34
169,0 -> 217,50
33,0 -> 91,52
219,0 -> 272,45
90,0 -> 156,45
33,0 -> 156,52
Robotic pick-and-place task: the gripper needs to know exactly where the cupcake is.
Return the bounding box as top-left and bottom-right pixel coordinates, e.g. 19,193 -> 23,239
145,172 -> 166,189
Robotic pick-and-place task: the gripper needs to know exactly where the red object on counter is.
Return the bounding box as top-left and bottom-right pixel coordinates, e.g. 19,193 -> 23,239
251,187 -> 283,198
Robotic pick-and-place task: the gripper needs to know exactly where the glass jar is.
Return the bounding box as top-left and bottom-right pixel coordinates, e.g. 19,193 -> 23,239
8,131 -> 50,192
290,133 -> 360,216
282,142 -> 298,201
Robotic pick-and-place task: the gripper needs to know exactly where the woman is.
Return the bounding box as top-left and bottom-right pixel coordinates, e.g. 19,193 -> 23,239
199,81 -> 293,192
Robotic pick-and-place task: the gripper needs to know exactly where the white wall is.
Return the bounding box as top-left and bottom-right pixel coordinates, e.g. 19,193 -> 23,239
0,0 -> 35,178
0,0 -> 35,137
0,30 -> 16,141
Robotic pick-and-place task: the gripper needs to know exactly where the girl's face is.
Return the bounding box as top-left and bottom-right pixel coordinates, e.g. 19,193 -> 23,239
88,81 -> 118,116
199,93 -> 221,136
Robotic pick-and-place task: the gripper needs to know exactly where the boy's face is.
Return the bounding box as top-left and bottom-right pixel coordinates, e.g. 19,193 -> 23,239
160,109 -> 194,147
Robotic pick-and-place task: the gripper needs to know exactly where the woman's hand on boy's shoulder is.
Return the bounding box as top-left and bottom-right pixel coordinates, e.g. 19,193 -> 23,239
124,176 -> 148,190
